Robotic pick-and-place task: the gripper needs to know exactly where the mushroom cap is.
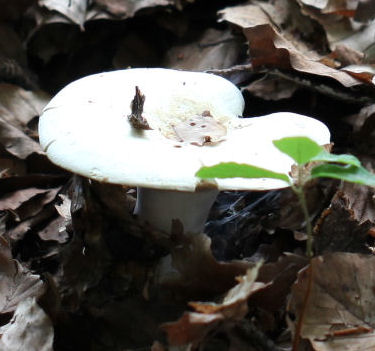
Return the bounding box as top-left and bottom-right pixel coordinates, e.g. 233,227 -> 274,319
39,68 -> 330,191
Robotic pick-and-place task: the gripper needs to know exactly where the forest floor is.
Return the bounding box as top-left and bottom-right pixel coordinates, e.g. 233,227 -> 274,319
1,1 -> 375,350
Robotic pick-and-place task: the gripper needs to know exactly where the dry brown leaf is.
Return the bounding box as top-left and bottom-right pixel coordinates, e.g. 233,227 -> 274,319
162,264 -> 267,346
0,84 -> 49,160
0,188 -> 50,212
37,216 -> 70,243
2,187 -> 60,222
298,0 -> 375,63
314,183 -> 374,254
288,253 -> 375,351
0,84 -> 49,129
245,76 -> 298,100
299,0 -> 356,13
250,253 -> 308,313
0,117 -> 42,159
39,0 -> 184,25
0,297 -> 53,351
162,312 -> 224,346
163,28 -> 242,72
0,237 -> 45,314
219,3 -> 361,87
347,105 -> 375,156
173,113 -> 227,146
0,157 -> 26,178
38,0 -> 89,28
157,233 -> 251,299
94,0 -> 174,18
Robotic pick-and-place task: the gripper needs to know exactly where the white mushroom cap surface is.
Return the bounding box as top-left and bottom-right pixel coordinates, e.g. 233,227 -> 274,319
39,68 -> 330,191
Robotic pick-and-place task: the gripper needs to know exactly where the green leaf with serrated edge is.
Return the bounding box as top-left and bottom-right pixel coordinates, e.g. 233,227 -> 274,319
311,164 -> 375,186
311,150 -> 361,167
196,162 -> 290,183
273,137 -> 323,165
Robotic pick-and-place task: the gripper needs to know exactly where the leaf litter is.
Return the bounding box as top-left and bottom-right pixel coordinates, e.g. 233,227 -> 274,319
1,0 -> 375,350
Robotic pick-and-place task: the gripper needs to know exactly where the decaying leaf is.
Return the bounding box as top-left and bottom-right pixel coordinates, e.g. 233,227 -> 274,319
0,84 -> 49,129
162,263 -> 267,346
0,297 -> 54,351
298,0 -> 375,64
173,113 -> 227,146
219,2 -> 361,87
314,182 -> 375,254
0,237 -> 45,314
163,28 -> 243,72
251,253 -> 308,313
94,0 -> 175,18
0,83 -> 49,160
157,233 -> 251,298
38,0 -> 89,28
1,186 -> 60,222
245,76 -> 298,100
0,117 -> 42,159
288,253 -> 375,350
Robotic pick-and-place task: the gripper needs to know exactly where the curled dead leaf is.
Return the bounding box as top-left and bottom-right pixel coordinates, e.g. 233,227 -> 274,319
220,3 -> 361,87
288,252 -> 375,350
0,297 -> 53,351
162,264 -> 267,347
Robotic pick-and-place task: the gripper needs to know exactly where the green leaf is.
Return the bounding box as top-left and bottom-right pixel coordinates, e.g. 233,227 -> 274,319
311,151 -> 361,167
273,137 -> 323,165
311,164 -> 375,187
196,162 -> 290,183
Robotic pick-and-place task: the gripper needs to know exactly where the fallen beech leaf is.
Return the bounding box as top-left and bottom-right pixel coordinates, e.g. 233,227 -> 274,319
0,116 -> 42,159
298,0 -> 375,62
39,0 -> 89,28
0,297 -> 53,351
288,253 -> 375,351
0,187 -> 50,211
299,0 -> 358,13
0,237 -> 45,314
0,84 -> 49,129
245,76 -> 298,100
163,265 -> 267,346
163,28 -> 242,72
190,267 -> 267,318
250,253 -> 308,313
342,65 -> 375,84
173,113 -> 227,146
2,186 -> 60,222
0,157 -> 26,178
314,182 -> 375,254
94,0 -> 175,18
219,3 -> 361,87
157,233 -> 251,299
162,312 -> 223,346
38,215 -> 70,243
7,203 -> 56,241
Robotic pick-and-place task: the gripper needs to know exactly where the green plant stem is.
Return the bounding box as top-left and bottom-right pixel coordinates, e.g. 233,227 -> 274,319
291,184 -> 313,257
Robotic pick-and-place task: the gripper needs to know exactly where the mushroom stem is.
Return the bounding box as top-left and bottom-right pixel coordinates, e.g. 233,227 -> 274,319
134,187 -> 219,234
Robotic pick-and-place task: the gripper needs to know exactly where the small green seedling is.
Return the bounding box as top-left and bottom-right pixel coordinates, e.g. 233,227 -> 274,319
196,136 -> 375,257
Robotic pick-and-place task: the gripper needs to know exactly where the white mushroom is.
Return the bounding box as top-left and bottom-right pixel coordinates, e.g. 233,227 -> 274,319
39,68 -> 330,235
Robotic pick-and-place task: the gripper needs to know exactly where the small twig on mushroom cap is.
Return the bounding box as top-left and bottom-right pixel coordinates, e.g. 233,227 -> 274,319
128,86 -> 152,130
